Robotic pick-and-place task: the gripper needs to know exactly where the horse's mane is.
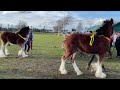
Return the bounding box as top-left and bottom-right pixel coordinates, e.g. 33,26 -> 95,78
96,21 -> 108,35
15,26 -> 29,38
16,27 -> 28,34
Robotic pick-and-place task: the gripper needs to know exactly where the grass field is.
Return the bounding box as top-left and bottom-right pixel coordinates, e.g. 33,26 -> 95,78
0,33 -> 120,79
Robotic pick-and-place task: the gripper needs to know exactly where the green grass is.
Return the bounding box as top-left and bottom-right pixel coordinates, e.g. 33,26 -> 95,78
0,33 -> 120,79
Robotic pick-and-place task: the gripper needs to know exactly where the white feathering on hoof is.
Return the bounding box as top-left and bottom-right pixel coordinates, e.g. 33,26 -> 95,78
90,63 -> 98,72
22,51 -> 28,58
5,49 -> 10,55
59,58 -> 67,74
0,49 -> 6,57
18,50 -> 22,56
95,63 -> 106,78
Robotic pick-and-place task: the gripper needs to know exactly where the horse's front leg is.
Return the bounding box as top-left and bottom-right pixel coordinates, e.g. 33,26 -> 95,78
18,44 -> 28,58
95,54 -> 106,78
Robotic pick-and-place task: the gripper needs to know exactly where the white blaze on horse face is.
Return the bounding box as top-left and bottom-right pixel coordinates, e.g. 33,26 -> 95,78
59,58 -> 67,74
72,61 -> 83,75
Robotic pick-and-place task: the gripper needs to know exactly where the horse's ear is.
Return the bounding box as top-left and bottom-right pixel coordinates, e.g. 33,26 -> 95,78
111,18 -> 113,23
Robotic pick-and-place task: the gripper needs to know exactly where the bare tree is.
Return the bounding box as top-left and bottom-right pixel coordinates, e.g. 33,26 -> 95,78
0,24 -> 2,31
76,21 -> 83,33
53,15 -> 73,36
16,20 -> 27,29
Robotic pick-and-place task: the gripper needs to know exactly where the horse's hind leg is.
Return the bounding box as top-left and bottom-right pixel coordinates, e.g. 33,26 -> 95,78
5,42 -> 10,55
0,40 -> 6,57
59,53 -> 71,74
95,54 -> 106,78
86,55 -> 95,70
71,53 -> 83,75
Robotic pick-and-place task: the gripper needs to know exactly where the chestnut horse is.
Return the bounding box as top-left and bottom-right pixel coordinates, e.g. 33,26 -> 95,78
0,26 -> 30,58
59,18 -> 114,78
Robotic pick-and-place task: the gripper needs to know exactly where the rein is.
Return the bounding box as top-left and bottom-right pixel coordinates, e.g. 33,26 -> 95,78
100,35 -> 110,41
89,32 -> 110,46
18,34 -> 27,41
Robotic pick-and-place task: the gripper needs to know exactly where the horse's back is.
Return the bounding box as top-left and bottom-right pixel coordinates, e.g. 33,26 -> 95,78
63,33 -> 110,54
1,32 -> 17,44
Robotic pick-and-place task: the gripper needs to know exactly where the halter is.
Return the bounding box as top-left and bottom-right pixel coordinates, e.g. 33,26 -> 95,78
89,32 -> 110,46
100,35 -> 110,41
18,34 -> 27,41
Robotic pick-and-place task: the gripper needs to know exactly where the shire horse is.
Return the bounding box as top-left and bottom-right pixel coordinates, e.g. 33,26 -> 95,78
59,18 -> 114,78
0,26 -> 30,58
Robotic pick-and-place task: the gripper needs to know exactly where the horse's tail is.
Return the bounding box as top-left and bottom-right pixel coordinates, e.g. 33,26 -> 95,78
0,32 -> 3,47
62,34 -> 70,49
0,32 -> 3,43
0,31 -> 5,40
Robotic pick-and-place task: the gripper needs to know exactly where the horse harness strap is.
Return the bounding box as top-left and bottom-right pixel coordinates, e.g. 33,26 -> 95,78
89,33 -> 110,46
89,32 -> 96,46
100,35 -> 110,42
18,34 -> 27,41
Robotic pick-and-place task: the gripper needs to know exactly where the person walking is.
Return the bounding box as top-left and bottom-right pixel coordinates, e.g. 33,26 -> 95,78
24,30 -> 34,54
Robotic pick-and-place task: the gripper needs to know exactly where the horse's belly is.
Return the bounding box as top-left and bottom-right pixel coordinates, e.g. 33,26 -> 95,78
8,39 -> 17,44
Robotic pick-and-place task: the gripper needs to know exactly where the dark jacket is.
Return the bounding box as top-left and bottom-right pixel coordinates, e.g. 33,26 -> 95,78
115,36 -> 120,48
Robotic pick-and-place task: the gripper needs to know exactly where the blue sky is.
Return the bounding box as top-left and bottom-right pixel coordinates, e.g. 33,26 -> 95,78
0,11 -> 120,30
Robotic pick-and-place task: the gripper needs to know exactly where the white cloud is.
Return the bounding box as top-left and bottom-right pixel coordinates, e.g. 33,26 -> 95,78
0,11 -> 118,30
2,11 -> 19,15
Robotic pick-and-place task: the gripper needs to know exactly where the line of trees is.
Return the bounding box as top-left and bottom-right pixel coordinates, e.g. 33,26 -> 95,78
0,20 -> 52,33
0,11 -> 85,34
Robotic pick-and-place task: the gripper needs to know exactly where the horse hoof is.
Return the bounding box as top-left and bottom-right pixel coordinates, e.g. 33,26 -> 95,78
61,70 -> 67,74
86,65 -> 91,70
6,53 -> 10,56
77,72 -> 83,76
59,68 -> 62,72
0,55 -> 6,58
95,72 -> 107,78
22,55 -> 28,58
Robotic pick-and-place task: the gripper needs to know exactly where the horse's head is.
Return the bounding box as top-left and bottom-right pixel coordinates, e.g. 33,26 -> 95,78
96,18 -> 114,38
18,26 -> 30,37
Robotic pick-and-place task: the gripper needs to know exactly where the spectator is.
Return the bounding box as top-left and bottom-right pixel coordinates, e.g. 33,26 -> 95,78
29,30 -> 34,50
107,36 -> 114,59
115,32 -> 120,59
24,30 -> 34,54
